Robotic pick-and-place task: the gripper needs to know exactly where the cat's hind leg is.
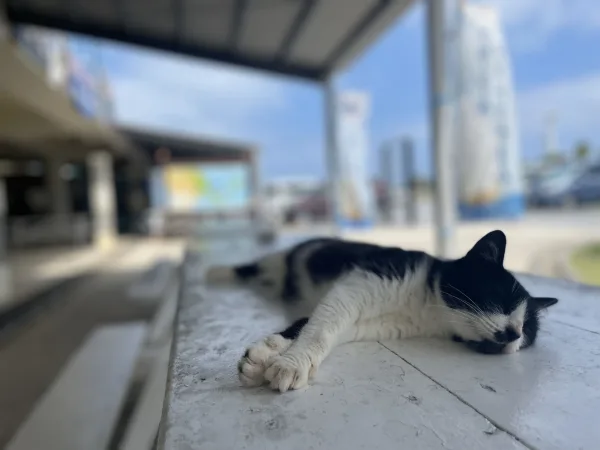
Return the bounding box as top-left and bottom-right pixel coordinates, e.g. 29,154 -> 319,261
205,251 -> 287,299
238,318 -> 308,387
205,262 -> 261,284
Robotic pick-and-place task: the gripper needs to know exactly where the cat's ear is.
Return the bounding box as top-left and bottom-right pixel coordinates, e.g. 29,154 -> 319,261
530,297 -> 559,311
466,230 -> 506,265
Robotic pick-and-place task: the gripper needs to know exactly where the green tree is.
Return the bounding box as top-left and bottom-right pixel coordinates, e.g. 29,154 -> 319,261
575,141 -> 590,162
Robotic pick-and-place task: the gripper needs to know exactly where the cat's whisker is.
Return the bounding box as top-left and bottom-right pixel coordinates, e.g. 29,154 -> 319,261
443,294 -> 499,332
444,307 -> 499,336
439,290 -> 499,332
440,288 -> 485,314
443,285 -> 490,318
450,312 -> 497,335
445,284 -> 477,305
426,304 -> 498,337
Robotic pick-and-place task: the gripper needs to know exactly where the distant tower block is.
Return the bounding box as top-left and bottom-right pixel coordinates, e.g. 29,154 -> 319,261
543,112 -> 559,155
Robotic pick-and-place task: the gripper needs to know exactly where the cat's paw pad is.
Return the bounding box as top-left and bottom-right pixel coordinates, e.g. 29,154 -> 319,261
237,334 -> 292,387
264,353 -> 313,393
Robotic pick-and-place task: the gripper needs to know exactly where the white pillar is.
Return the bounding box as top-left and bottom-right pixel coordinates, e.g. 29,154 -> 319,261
88,151 -> 117,250
324,77 -> 340,236
427,0 -> 456,257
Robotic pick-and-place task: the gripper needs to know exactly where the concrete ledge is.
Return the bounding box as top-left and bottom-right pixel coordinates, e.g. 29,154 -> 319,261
159,239 -> 600,450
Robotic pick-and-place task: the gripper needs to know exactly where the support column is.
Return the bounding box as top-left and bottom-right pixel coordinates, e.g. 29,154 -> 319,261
427,0 -> 456,257
380,142 -> 393,223
0,178 -> 12,306
88,151 -> 117,250
47,158 -> 71,216
401,138 -> 417,225
324,77 -> 340,235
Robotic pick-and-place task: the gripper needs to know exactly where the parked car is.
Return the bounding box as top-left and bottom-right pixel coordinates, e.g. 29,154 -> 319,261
284,190 -> 329,223
528,164 -> 600,208
283,181 -> 391,224
567,165 -> 600,205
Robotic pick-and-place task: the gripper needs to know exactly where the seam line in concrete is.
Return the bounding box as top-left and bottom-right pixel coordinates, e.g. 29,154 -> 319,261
548,318 -> 600,336
377,341 -> 536,450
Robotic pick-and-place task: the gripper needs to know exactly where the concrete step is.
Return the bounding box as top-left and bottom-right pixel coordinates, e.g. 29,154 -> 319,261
6,323 -> 147,450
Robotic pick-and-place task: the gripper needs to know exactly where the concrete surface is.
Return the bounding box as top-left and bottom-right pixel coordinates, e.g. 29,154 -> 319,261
0,238 -> 183,448
160,239 -> 600,450
1,237 -> 183,313
7,323 -> 147,450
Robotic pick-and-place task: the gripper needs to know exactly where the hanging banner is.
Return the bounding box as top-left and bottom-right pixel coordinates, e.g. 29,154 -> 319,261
455,3 -> 524,219
335,91 -> 375,228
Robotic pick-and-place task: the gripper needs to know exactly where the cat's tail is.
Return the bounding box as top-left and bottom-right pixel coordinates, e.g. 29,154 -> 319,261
204,262 -> 261,285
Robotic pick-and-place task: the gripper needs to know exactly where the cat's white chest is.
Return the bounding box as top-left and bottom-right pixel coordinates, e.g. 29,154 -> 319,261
349,270 -> 448,341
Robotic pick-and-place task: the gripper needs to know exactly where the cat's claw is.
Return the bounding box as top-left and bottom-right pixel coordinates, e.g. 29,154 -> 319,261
264,353 -> 313,393
237,334 -> 292,387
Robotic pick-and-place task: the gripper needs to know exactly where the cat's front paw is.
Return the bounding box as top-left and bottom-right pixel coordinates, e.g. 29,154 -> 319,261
264,352 -> 314,393
238,334 -> 292,387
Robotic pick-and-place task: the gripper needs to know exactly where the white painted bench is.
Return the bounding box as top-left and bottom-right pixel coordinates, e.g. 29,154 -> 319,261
7,323 -> 146,450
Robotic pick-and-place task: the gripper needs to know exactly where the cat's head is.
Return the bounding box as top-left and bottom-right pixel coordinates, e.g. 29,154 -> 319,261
440,230 -> 558,354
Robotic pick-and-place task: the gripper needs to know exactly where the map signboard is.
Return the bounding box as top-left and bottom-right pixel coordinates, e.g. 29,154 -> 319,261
150,163 -> 250,212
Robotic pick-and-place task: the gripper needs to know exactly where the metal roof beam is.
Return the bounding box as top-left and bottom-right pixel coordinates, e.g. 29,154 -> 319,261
173,0 -> 185,44
325,0 -> 392,71
6,7 -> 325,81
230,0 -> 248,51
275,0 -> 316,62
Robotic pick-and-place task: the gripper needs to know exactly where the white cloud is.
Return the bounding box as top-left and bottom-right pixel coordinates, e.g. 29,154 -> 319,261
104,46 -> 289,140
480,0 -> 600,52
517,71 -> 600,150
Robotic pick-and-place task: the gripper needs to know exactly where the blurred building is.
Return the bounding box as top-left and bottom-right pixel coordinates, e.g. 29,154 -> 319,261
14,25 -> 115,122
0,22 -> 144,250
120,126 -> 259,237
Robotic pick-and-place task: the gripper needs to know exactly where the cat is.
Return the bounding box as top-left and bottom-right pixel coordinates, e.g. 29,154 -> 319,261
205,230 -> 558,393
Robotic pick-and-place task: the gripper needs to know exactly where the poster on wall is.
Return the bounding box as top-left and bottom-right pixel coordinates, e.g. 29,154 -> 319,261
151,163 -> 251,212
335,91 -> 374,228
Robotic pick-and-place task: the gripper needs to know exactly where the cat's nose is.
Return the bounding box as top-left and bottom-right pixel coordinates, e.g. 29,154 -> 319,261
494,327 -> 521,343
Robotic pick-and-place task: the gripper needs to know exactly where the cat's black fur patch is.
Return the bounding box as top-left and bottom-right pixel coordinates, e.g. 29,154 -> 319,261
494,327 -> 520,343
304,239 -> 430,284
282,238 -> 332,301
278,317 -> 309,340
465,339 -> 506,355
521,302 -> 540,350
235,263 -> 261,280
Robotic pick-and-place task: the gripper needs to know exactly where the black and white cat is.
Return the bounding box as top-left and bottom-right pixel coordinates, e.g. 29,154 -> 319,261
206,230 -> 558,393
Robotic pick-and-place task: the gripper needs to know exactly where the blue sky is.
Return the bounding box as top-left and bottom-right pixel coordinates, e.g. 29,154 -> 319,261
72,0 -> 600,181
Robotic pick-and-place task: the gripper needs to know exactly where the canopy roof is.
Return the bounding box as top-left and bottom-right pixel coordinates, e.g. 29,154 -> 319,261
5,0 -> 414,81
